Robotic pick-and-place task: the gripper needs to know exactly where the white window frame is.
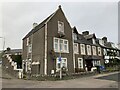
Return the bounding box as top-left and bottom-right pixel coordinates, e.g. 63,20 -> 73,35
26,37 -> 30,46
54,38 -> 59,52
58,21 -> 64,34
74,43 -> 79,54
64,40 -> 69,53
78,58 -> 83,69
54,37 -> 69,53
98,47 -> 102,56
103,49 -> 107,55
73,33 -> 77,40
92,38 -> 96,44
56,58 -> 67,71
28,44 -> 32,53
87,45 -> 91,55
92,60 -> 101,66
80,44 -> 86,55
117,51 -> 119,56
92,46 -> 96,55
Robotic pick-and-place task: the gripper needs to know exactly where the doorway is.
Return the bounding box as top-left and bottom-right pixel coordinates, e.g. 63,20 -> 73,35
85,60 -> 93,71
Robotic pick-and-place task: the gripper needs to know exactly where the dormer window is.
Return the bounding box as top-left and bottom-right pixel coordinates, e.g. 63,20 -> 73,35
58,21 -> 64,34
92,38 -> 96,44
73,33 -> 77,40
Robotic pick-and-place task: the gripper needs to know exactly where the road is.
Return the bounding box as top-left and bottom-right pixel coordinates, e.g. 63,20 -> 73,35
1,72 -> 119,88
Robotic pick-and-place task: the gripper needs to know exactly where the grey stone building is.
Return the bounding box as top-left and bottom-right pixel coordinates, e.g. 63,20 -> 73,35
97,37 -> 120,65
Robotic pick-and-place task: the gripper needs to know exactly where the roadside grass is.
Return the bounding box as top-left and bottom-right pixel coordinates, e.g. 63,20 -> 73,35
23,72 -> 96,81
23,69 -> 120,81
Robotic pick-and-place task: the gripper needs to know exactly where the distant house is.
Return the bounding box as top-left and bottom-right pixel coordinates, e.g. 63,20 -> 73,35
97,37 -> 120,64
2,48 -> 23,78
22,5 -> 74,75
4,49 -> 22,55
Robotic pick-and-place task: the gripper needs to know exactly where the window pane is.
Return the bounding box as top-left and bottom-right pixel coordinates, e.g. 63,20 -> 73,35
59,40 -> 63,51
64,41 -> 67,44
58,63 -> 60,68
60,40 -> 63,43
58,21 -> 64,33
74,43 -> 78,53
55,43 -> 58,50
64,44 -> 67,51
62,63 -> 66,67
55,39 -> 58,43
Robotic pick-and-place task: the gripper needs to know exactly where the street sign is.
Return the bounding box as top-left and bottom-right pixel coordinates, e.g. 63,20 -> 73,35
59,56 -> 61,61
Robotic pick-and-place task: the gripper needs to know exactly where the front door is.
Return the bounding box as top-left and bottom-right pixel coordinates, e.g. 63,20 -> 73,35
85,60 -> 93,71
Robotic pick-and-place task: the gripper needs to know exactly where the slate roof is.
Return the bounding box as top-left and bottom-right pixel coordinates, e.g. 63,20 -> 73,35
10,49 -> 22,53
84,33 -> 96,40
73,26 -> 78,34
75,34 -> 92,45
73,27 -> 98,46
4,49 -> 22,54
96,38 -> 119,50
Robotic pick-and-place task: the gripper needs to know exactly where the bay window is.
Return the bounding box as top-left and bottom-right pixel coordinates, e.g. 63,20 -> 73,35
54,37 -> 69,53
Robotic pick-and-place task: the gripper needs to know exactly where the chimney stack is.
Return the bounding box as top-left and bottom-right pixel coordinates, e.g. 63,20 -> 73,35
102,37 -> 107,44
58,5 -> 61,9
82,31 -> 89,36
33,23 -> 38,28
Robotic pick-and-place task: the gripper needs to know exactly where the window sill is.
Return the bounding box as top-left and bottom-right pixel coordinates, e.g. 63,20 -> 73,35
54,51 -> 69,54
81,53 -> 86,55
74,52 -> 79,54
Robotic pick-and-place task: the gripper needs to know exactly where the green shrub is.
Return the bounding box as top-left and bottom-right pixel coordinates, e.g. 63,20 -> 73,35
75,68 -> 85,73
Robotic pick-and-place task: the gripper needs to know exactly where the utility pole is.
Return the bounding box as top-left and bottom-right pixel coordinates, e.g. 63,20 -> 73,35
59,34 -> 62,79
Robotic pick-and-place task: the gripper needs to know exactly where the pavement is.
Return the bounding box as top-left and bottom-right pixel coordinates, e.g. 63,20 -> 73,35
1,71 -> 119,88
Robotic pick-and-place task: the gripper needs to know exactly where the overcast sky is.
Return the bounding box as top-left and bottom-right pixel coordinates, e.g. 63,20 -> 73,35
0,1 -> 118,50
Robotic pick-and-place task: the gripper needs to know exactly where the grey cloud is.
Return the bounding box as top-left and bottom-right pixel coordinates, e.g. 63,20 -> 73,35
1,2 -> 118,50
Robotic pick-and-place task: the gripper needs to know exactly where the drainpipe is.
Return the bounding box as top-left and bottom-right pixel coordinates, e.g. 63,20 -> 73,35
72,30 -> 75,72
44,24 -> 48,75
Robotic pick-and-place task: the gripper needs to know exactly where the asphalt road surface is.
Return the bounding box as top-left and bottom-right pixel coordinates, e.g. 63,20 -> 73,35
1,72 -> 119,88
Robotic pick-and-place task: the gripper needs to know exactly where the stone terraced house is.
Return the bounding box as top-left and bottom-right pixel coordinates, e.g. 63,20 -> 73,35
22,6 -> 120,76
